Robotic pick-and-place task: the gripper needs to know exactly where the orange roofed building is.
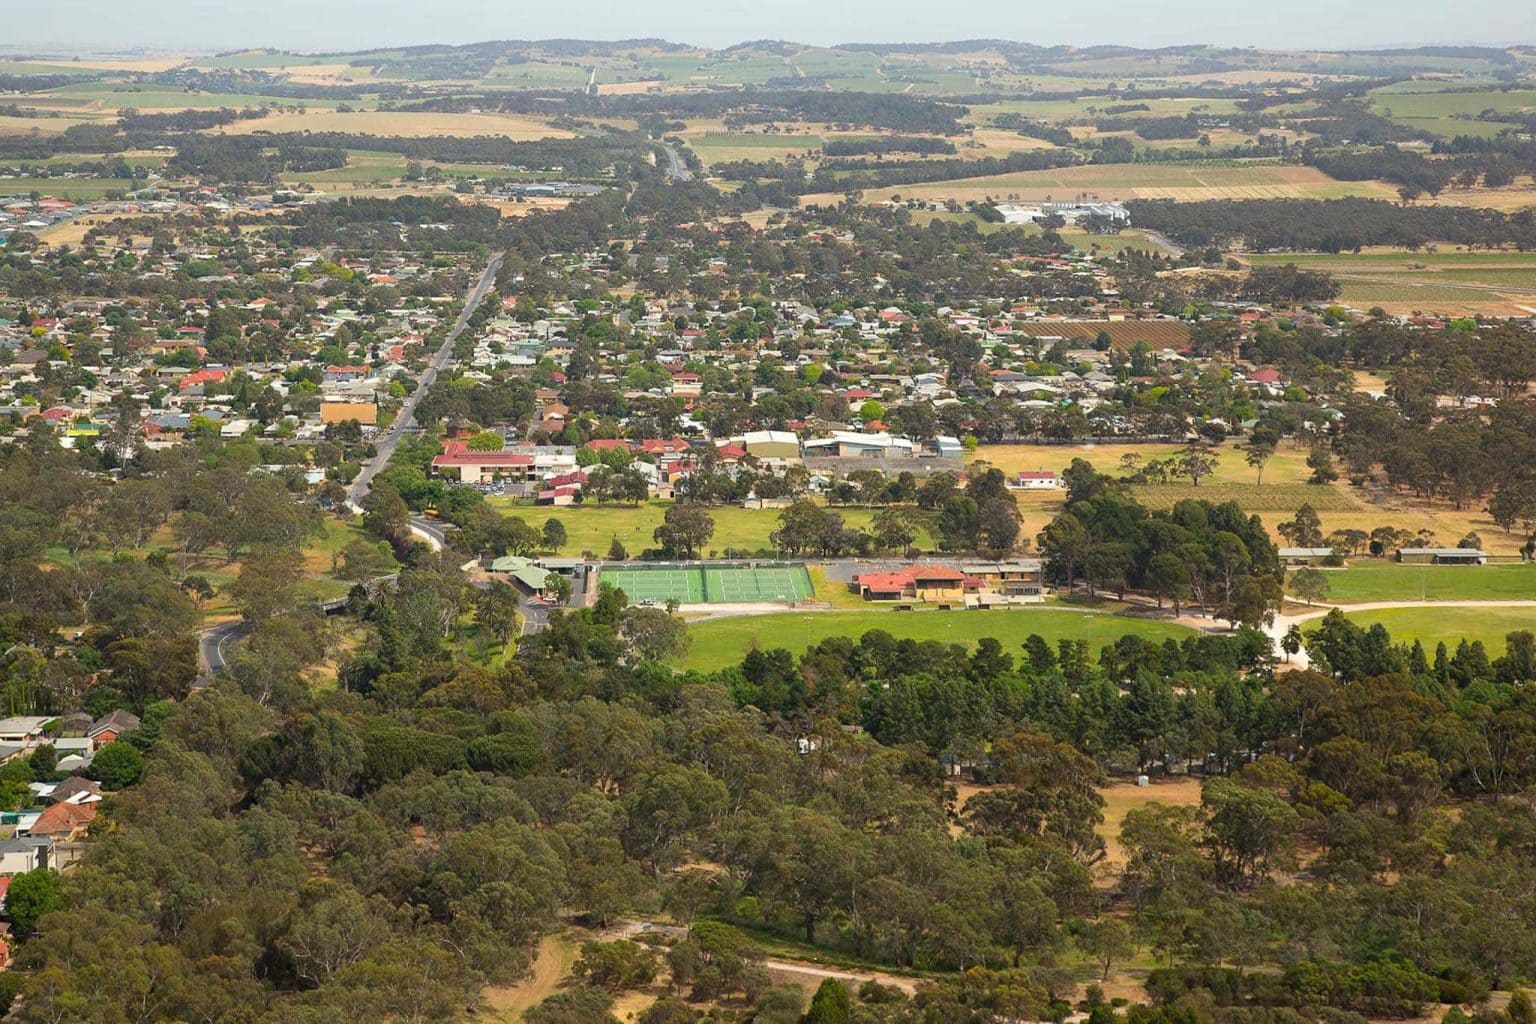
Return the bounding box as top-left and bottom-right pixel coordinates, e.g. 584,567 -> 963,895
28,800 -> 97,842
853,565 -> 971,604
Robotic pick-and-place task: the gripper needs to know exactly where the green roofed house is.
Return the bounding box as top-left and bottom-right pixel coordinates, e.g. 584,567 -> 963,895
488,556 -> 553,596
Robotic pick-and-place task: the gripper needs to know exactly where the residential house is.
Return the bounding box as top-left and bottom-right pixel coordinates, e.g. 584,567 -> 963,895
27,800 -> 96,841
88,709 -> 140,749
0,718 -> 51,751
0,837 -> 52,875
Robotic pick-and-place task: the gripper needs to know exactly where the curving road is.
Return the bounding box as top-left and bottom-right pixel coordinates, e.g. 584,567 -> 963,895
197,619 -> 251,684
348,252 -> 505,508
1267,598 -> 1536,671
202,254 -> 504,679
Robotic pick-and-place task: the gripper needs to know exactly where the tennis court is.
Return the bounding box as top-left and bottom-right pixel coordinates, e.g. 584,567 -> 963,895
601,563 -> 815,604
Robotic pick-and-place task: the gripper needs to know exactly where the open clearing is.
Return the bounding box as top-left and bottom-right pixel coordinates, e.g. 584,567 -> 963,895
219,110 -> 575,138
1331,606 -> 1536,656
860,163 -> 1397,204
1098,776 -> 1205,872
678,609 -> 1194,672
481,933 -> 578,1022
1303,563 -> 1536,603
972,441 -> 1533,556
488,499 -> 934,557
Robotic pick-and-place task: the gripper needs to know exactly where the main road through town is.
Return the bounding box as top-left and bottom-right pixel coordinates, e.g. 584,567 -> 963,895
347,251 -> 504,508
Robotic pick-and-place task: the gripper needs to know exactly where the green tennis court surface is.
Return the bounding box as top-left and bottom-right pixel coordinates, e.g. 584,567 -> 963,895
602,563 -> 814,604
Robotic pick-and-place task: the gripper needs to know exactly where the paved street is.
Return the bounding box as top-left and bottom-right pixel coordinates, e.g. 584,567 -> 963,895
348,251 -> 505,507
197,619 -> 251,684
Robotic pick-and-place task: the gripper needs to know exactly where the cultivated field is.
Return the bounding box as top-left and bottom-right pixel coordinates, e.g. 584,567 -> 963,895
219,110 -> 575,139
677,608 -> 1195,672
1245,249 -> 1536,316
860,163 -> 1398,204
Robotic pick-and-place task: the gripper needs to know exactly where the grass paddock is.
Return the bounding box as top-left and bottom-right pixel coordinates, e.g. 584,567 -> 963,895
679,608 -> 1194,672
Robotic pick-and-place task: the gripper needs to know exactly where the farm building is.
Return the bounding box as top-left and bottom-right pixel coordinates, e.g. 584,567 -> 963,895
1279,547 -> 1337,565
1395,548 -> 1487,565
1008,471 -> 1061,491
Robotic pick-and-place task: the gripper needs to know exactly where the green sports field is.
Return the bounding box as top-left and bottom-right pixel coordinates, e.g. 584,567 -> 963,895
679,609 -> 1196,671
602,563 -> 815,604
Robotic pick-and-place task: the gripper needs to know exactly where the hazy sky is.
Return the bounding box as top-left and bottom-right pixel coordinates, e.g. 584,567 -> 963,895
12,0 -> 1536,54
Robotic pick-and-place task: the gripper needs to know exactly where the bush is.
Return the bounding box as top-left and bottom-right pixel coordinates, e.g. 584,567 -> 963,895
807,978 -> 852,1024
86,741 -> 144,789
6,869 -> 64,938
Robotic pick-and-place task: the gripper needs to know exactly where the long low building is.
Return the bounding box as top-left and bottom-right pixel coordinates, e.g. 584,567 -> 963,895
432,441 -> 536,483
1395,547 -> 1487,565
852,559 -> 1043,603
803,431 -> 914,459
431,440 -> 578,484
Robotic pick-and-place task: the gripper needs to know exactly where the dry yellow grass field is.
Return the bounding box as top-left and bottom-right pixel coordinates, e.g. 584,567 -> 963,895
954,775 -> 1205,877
862,163 -> 1401,204
0,113 -> 108,134
1098,776 -> 1205,872
598,80 -> 664,96
474,197 -> 576,217
1429,176 -> 1536,212
37,213 -> 147,245
964,128 -> 1065,154
220,110 -> 575,139
25,56 -> 192,73
481,934 -> 578,1021
971,441 -> 1529,555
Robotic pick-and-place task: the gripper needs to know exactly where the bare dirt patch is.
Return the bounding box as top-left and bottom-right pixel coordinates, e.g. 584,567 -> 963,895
481,933 -> 578,1021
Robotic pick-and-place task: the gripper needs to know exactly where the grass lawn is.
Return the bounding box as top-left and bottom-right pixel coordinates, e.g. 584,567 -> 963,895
490,499 -> 934,557
1301,562 -> 1536,603
302,519 -> 394,576
970,440 -> 1319,487
679,609 -> 1194,672
809,565 -> 868,608
1330,607 -> 1536,656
